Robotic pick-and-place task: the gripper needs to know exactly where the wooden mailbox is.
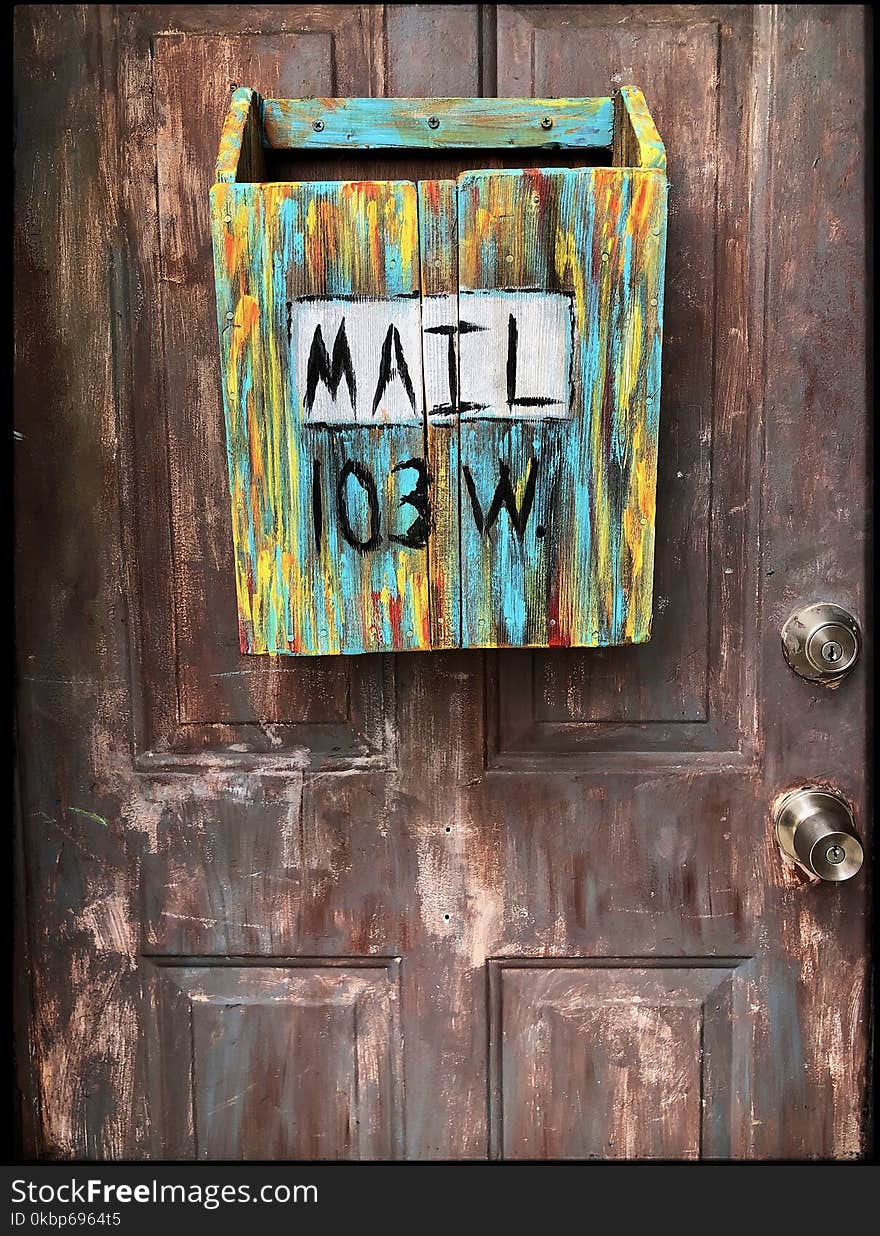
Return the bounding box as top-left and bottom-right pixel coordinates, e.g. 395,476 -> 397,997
210,89 -> 667,655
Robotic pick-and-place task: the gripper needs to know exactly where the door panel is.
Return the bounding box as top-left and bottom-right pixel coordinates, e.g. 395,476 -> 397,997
491,960 -> 747,1160
146,961 -> 402,1160
494,8 -> 753,757
135,11 -> 390,755
15,3 -> 869,1161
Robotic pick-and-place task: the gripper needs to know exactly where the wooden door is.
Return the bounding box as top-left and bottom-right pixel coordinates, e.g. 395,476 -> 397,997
15,4 -> 870,1160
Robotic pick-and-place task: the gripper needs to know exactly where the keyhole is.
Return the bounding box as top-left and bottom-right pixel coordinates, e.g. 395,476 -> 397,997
825,844 -> 846,865
822,640 -> 843,663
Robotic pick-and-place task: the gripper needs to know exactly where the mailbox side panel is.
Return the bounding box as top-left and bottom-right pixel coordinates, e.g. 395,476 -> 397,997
456,166 -> 666,648
211,179 -> 433,655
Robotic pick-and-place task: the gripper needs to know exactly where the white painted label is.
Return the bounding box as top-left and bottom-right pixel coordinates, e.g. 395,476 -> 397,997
290,289 -> 573,425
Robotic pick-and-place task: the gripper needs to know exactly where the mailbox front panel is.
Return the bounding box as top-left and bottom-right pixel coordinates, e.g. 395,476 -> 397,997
210,101 -> 667,656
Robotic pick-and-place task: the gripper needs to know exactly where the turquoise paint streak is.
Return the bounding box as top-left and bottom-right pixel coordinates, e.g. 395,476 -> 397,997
261,97 -> 615,152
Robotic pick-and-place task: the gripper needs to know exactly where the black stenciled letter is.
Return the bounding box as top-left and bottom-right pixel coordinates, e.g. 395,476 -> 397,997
425,319 -> 487,416
304,318 -> 357,415
423,324 -> 458,415
336,460 -> 382,552
390,458 -> 431,549
506,313 -> 563,410
462,457 -> 541,542
372,324 -> 417,417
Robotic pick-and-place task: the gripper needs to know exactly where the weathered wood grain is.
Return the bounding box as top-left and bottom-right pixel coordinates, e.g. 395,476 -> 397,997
613,83 -> 667,170
147,961 -> 402,1159
756,2 -> 870,1158
494,962 -> 741,1159
215,86 -> 264,182
15,2 -> 140,1159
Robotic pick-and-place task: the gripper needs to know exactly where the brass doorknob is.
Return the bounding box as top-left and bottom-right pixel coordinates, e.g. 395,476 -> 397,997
775,788 -> 863,881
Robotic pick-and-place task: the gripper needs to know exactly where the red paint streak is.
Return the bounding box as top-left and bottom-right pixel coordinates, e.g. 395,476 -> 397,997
523,167 -> 551,211
388,592 -> 404,649
420,600 -> 432,647
630,174 -> 652,243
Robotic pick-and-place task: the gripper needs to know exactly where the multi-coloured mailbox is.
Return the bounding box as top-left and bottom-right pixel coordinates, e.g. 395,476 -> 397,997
210,89 -> 667,655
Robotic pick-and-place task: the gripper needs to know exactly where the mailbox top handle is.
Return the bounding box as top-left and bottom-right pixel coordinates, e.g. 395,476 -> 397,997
215,88 -> 665,183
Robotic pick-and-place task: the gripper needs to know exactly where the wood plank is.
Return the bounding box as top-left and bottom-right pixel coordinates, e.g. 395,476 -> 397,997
261,95 -> 614,151
211,177 -> 432,654
418,179 -> 460,647
613,84 -> 667,170
215,86 -> 264,182
457,164 -> 667,648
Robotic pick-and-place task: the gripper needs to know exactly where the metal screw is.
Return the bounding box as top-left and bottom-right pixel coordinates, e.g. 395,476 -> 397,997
825,844 -> 846,865
427,115 -> 440,130
540,116 -> 554,130
312,119 -> 325,132
822,640 -> 844,663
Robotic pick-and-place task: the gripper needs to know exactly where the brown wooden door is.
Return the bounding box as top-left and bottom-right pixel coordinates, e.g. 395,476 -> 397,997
15,4 -> 870,1160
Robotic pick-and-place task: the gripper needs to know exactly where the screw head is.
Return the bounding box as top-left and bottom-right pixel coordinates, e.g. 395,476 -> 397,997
427,115 -> 440,130
312,119 -> 325,132
540,116 -> 554,130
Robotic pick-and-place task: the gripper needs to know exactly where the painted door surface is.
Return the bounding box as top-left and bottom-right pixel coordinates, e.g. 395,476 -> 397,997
15,5 -> 870,1160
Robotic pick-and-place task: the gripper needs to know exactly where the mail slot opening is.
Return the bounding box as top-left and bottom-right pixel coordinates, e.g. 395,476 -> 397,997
252,144 -> 614,185
210,89 -> 667,655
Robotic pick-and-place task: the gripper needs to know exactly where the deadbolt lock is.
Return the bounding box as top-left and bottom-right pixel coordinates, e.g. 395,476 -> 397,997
775,788 -> 864,882
781,602 -> 861,682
